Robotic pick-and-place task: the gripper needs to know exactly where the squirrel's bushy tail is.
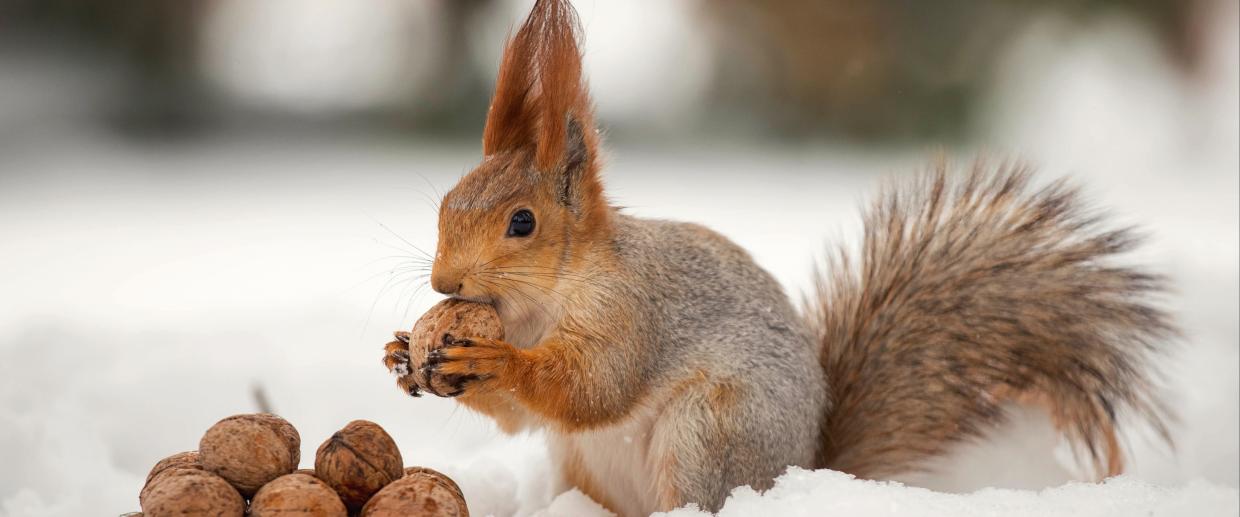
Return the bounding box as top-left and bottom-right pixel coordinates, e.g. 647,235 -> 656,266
809,160 -> 1174,479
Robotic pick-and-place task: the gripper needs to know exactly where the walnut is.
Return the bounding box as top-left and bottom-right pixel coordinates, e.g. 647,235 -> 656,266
139,469 -> 245,517
403,466 -> 463,500
250,472 -> 347,517
140,451 -> 202,506
405,299 -> 504,396
315,420 -> 404,513
199,413 -> 301,497
145,451 -> 201,486
360,471 -> 469,517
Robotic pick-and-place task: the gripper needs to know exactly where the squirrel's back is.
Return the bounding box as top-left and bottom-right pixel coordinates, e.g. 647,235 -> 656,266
604,213 -> 824,399
612,215 -> 815,355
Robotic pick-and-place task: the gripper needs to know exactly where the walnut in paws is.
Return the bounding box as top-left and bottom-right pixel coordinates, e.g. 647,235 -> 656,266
383,299 -> 504,397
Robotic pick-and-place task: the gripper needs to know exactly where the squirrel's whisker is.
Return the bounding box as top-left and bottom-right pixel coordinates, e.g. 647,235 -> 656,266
369,216 -> 435,261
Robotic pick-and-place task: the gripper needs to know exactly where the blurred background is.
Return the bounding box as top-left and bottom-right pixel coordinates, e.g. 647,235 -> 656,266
0,1 -> 1236,516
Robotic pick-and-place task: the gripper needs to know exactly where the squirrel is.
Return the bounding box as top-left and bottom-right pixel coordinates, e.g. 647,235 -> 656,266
381,0 -> 1174,515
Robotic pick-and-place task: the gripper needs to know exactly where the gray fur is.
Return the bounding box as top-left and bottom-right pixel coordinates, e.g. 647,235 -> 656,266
598,214 -> 826,511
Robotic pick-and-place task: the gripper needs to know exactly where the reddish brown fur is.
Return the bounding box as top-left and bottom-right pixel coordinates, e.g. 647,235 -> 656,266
457,391 -> 530,434
423,0 -> 635,438
432,334 -> 645,433
810,160 -> 1174,479
482,0 -> 600,174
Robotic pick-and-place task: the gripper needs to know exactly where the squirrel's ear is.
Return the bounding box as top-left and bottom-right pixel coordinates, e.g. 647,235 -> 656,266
482,0 -> 599,186
557,115 -> 597,211
480,11 -> 536,157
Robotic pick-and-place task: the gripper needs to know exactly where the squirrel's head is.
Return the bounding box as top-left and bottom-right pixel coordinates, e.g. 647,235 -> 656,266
430,0 -> 607,304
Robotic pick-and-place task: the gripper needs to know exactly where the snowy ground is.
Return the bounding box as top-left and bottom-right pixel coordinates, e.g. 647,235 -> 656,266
2,8 -> 1238,517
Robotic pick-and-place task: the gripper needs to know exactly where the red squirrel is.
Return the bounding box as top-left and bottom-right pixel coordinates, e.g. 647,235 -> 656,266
382,1 -> 1173,514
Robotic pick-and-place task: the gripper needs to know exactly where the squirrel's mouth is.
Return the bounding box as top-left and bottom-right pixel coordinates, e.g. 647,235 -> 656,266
442,276 -> 495,305
447,293 -> 493,305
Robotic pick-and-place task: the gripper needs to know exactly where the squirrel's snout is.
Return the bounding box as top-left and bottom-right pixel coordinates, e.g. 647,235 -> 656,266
430,269 -> 463,295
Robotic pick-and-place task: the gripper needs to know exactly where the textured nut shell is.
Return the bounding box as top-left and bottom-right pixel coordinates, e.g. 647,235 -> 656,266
408,299 -> 504,394
144,451 -> 201,487
250,413 -> 302,464
361,474 -> 469,517
250,473 -> 347,517
141,451 -> 203,505
140,469 -> 245,517
403,467 -> 463,499
315,420 -> 404,512
199,413 -> 301,497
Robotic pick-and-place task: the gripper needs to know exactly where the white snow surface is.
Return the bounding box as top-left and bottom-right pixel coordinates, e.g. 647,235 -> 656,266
2,6 -> 1238,517
656,470 -> 1239,517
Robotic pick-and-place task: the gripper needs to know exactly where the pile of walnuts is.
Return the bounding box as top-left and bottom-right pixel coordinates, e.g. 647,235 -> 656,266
132,414 -> 466,517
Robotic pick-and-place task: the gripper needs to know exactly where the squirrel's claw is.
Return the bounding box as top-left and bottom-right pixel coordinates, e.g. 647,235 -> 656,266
391,350 -> 411,376
383,337 -> 424,397
421,336 -> 517,397
442,375 -> 481,398
419,337 -> 506,398
382,340 -> 411,376
419,362 -> 440,396
416,363 -> 471,398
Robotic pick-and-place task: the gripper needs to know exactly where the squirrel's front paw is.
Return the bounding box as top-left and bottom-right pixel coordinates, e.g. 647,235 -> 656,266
421,335 -> 520,397
382,331 -> 423,397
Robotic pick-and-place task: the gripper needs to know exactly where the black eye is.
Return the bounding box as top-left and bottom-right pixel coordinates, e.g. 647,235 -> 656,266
507,209 -> 535,237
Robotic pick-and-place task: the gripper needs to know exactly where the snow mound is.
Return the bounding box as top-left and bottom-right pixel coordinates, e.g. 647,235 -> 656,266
651,469 -> 1239,517
533,489 -> 616,517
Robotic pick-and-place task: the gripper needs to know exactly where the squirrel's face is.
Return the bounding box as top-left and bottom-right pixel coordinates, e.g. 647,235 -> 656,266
430,150 -> 587,307
436,0 -> 606,310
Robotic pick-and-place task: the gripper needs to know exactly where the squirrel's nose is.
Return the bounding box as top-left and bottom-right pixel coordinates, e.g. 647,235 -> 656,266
430,269 -> 463,295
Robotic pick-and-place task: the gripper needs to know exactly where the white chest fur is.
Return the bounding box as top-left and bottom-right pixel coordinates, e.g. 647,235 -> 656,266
546,405 -> 661,517
494,280 -> 660,513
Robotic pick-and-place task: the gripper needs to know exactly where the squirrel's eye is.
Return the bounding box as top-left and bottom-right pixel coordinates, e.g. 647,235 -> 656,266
507,209 -> 535,237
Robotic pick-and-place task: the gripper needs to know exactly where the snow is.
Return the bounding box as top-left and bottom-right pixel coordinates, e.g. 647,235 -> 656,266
535,490 -> 615,517
655,469 -> 1239,517
1,5 -> 1237,517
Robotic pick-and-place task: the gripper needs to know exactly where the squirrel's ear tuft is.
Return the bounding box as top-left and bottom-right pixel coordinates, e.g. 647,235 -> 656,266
482,0 -> 598,177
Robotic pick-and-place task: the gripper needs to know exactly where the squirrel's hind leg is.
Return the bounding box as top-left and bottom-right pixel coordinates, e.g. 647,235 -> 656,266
646,375 -> 804,513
